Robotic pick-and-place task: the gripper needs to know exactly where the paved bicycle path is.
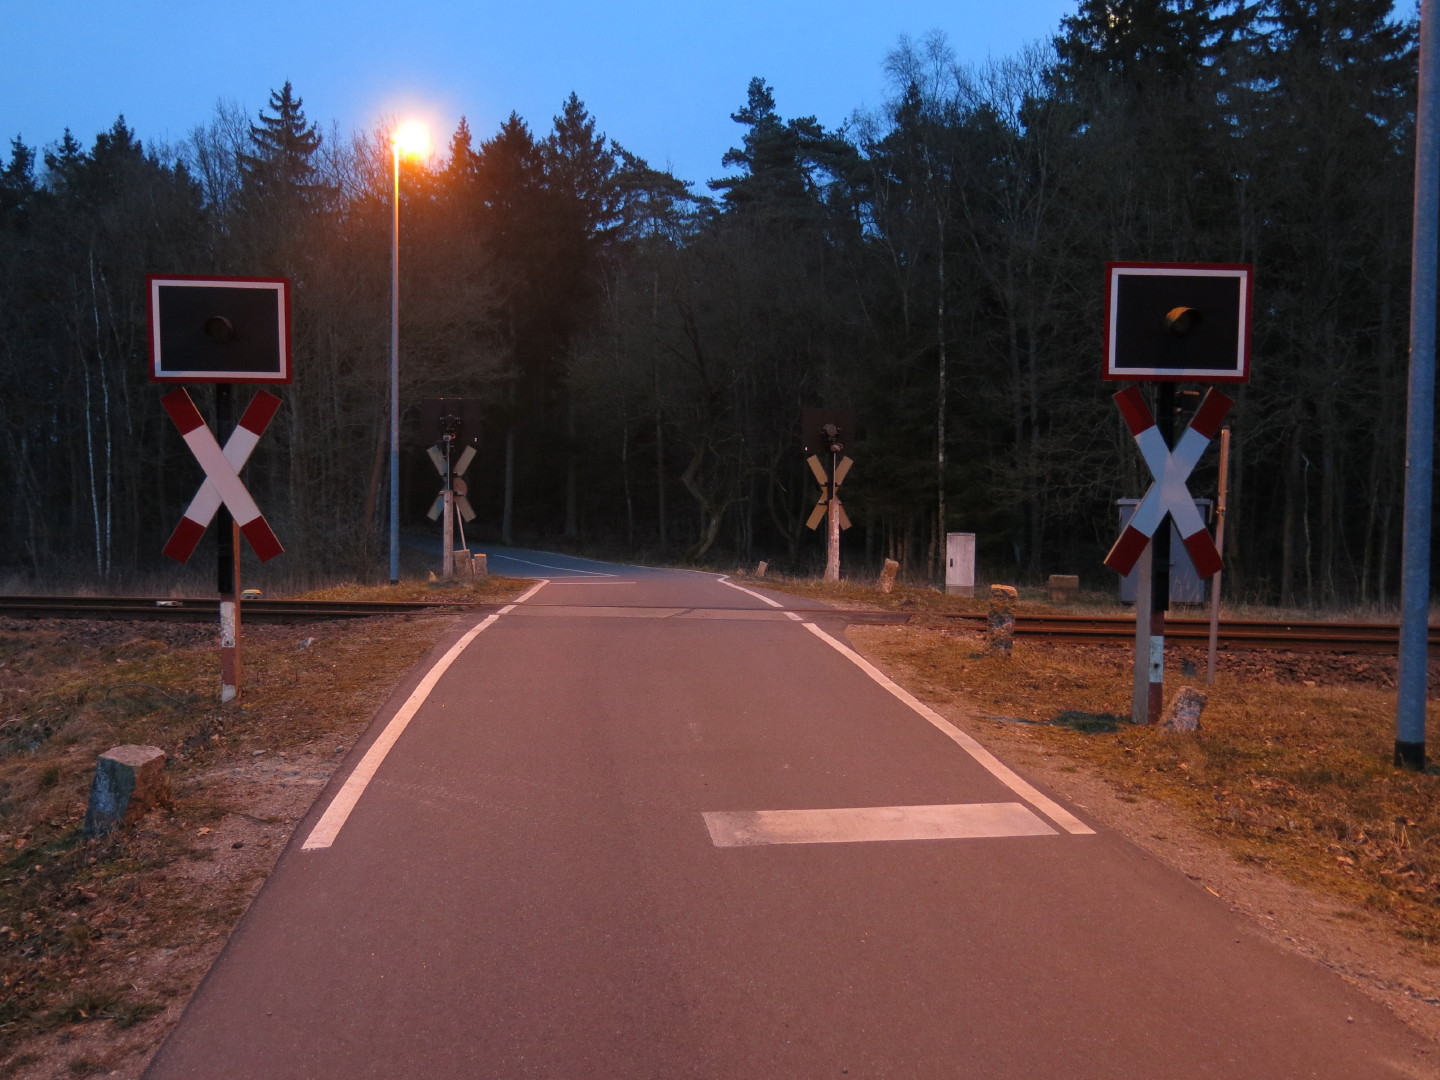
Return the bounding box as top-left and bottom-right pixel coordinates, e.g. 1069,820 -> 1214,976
145,559 -> 1437,1079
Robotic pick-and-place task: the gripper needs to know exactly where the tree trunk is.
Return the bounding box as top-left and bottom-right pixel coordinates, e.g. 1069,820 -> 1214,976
502,425 -> 515,545
564,396 -> 578,540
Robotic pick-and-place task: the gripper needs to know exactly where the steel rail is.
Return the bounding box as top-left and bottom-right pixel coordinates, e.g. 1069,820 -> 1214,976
912,611 -> 1433,653
0,596 -> 1429,651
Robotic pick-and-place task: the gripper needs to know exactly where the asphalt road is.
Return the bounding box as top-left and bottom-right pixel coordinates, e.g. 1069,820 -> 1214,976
145,557 -> 1438,1079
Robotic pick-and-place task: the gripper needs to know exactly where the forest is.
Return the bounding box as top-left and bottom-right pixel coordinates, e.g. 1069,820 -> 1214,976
0,0 -> 1423,606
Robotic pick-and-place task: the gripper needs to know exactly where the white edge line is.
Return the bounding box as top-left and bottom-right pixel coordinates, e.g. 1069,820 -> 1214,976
799,622 -> 1095,836
301,578 -> 550,850
718,576 -> 804,621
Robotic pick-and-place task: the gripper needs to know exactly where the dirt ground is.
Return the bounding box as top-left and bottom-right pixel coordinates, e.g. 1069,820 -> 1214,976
3,605 -> 1439,1076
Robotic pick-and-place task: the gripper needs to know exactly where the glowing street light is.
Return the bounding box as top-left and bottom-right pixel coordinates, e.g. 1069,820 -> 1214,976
394,120 -> 432,161
388,121 -> 430,584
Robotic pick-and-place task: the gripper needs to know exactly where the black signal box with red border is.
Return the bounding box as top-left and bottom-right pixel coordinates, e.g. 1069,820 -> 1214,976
148,275 -> 292,384
1104,262 -> 1252,383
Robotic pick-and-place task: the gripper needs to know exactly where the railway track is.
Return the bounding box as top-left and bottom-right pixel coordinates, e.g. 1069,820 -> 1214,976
0,595 -> 1426,652
898,610 -> 1435,653
0,595 -> 479,624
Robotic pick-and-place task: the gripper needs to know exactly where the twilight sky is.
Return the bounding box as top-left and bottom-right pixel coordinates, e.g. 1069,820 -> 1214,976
3,0 -> 1076,190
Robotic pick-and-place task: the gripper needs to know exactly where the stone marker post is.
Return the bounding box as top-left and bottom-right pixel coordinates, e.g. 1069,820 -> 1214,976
84,745 -> 171,836
878,558 -> 900,594
1047,574 -> 1080,603
1161,687 -> 1207,732
987,585 -> 1018,656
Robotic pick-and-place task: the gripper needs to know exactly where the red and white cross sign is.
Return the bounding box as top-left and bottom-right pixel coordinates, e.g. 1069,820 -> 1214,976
161,388 -> 284,563
1103,386 -> 1232,579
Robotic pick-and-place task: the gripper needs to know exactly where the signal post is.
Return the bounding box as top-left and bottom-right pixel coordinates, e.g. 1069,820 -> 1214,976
1101,263 -> 1253,724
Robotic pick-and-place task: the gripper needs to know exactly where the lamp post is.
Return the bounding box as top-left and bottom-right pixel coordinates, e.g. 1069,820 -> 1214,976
388,121 -> 430,584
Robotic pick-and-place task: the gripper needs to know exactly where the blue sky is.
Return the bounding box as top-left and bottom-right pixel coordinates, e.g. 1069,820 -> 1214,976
4,1 -> 1076,189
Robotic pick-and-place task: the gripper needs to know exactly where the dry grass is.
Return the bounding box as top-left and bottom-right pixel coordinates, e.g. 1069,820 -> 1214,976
0,575 -> 528,1077
290,575 -> 532,605
845,620 -> 1440,962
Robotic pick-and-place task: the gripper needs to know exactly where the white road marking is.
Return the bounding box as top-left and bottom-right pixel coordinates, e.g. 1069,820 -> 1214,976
515,606 -> 689,619
511,605 -> 792,621
799,623 -> 1095,836
704,803 -> 1057,847
718,576 -> 804,620
490,555 -> 617,576
301,579 -> 550,851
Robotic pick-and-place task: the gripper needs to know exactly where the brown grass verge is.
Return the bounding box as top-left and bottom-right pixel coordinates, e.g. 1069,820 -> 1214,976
0,577 -> 529,1079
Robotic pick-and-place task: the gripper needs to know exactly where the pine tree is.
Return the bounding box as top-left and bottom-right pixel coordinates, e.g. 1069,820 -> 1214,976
0,138 -> 36,228
710,77 -> 858,228
236,82 -> 328,225
543,93 -> 624,244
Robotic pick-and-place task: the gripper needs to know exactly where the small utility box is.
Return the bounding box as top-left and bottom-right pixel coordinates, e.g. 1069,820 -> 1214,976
1116,499 -> 1212,603
946,533 -> 976,597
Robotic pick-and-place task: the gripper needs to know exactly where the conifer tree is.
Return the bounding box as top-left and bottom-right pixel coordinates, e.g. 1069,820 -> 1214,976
710,77 -> 858,228
236,82 -> 329,233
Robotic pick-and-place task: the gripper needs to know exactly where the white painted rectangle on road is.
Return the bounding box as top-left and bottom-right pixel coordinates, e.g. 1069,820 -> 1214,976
703,802 -> 1057,848
513,605 -> 792,621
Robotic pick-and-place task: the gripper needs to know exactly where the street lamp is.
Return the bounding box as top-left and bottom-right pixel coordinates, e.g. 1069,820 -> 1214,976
388,121 -> 431,584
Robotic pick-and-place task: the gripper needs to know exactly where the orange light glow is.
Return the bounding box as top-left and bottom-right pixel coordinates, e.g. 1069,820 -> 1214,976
393,121 -> 432,160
